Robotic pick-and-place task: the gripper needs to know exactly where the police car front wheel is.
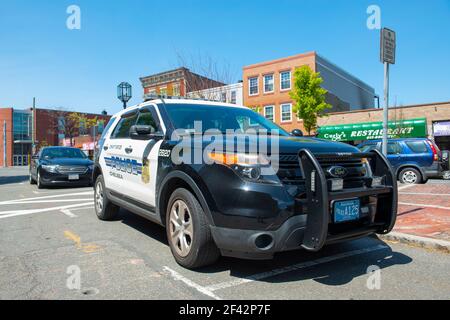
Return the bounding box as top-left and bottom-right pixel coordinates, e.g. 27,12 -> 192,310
166,188 -> 220,269
94,175 -> 119,220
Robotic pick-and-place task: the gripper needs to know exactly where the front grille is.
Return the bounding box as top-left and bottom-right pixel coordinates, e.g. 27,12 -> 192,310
277,153 -> 367,188
57,166 -> 88,174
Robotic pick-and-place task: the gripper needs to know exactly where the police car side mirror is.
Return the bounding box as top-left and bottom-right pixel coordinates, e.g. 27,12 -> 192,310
130,125 -> 155,139
291,129 -> 303,137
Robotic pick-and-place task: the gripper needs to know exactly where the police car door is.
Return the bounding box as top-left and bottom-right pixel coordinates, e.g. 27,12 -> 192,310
127,105 -> 164,208
102,109 -> 139,197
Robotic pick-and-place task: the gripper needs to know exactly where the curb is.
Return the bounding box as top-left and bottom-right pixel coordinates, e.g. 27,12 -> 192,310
379,232 -> 450,254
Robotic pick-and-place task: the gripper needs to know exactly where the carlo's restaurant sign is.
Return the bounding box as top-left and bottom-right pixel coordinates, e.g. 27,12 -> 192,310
318,118 -> 427,142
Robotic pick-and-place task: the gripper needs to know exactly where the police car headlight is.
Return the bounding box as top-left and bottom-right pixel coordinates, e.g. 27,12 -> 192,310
41,164 -> 58,173
207,152 -> 279,184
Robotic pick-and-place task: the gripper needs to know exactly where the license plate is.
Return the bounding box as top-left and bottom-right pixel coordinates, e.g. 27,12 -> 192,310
333,199 -> 360,223
68,174 -> 79,180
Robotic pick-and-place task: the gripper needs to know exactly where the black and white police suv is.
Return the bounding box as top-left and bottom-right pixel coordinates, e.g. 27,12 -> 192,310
93,97 -> 397,269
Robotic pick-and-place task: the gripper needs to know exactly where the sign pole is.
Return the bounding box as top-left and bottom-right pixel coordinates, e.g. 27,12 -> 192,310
32,97 -> 36,155
380,27 -> 396,156
382,62 -> 389,155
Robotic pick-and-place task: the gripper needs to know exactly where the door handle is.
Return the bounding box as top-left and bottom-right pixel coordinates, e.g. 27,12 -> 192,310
125,147 -> 133,154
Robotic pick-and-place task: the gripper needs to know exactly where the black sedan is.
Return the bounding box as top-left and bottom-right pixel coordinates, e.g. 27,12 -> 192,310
30,147 -> 94,189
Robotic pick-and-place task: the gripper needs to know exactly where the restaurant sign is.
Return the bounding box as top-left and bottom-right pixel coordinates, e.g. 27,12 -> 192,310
318,118 -> 427,142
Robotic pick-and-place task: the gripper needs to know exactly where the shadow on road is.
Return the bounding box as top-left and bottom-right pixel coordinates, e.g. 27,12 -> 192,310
202,241 -> 412,287
0,175 -> 29,185
117,208 -> 168,245
118,209 -> 413,286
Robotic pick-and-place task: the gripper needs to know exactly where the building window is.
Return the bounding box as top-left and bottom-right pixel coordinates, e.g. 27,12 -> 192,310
172,83 -> 180,96
280,103 -> 292,122
221,92 -> 227,102
230,90 -> 237,104
159,87 -> 168,97
249,77 -> 258,95
280,71 -> 291,90
57,116 -> 66,133
264,105 -> 274,122
263,74 -> 274,93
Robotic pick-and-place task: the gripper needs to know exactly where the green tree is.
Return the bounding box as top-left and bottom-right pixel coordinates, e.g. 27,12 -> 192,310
65,113 -> 98,146
289,65 -> 332,135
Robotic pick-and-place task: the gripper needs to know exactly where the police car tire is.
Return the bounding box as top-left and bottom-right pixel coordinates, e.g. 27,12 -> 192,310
94,175 -> 119,220
166,188 -> 220,269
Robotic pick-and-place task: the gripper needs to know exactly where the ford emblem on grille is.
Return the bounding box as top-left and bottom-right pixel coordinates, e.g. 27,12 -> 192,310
327,166 -> 348,178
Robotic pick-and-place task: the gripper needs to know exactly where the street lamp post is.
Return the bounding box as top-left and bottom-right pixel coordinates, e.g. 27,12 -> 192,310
117,82 -> 132,109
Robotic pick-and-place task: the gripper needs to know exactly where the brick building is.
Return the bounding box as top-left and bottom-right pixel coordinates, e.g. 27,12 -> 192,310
140,67 -> 224,100
187,82 -> 243,105
316,101 -> 450,150
0,107 -> 110,167
243,52 -> 376,133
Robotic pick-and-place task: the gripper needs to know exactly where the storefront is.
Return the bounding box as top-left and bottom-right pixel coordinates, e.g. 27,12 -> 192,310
433,121 -> 450,151
317,118 -> 427,145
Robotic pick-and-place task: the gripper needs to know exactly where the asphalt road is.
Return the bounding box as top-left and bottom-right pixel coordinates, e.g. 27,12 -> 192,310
0,167 -> 449,300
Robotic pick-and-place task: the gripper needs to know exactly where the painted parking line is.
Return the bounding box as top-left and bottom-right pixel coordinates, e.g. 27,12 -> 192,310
204,244 -> 388,292
60,205 -> 94,217
398,202 -> 450,210
3,199 -> 93,204
0,191 -> 93,205
163,266 -> 222,300
64,230 -> 101,253
61,209 -> 78,218
0,202 -> 92,219
399,192 -> 450,196
397,184 -> 417,191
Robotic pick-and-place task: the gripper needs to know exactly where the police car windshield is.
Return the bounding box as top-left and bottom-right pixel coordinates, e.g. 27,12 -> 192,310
41,148 -> 87,159
164,104 -> 289,135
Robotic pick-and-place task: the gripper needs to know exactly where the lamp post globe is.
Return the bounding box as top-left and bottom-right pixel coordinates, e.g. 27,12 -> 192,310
117,82 -> 132,109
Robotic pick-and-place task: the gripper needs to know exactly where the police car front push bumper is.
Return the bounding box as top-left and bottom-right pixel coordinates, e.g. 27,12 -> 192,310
210,149 -> 397,260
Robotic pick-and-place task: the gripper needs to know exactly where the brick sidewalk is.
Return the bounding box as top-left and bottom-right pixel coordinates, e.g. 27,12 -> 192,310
395,182 -> 450,242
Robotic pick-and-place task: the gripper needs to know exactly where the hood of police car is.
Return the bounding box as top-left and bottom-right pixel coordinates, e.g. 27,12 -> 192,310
182,134 -> 359,155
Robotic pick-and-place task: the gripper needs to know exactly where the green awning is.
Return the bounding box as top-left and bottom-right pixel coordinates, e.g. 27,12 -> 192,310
317,118 -> 427,142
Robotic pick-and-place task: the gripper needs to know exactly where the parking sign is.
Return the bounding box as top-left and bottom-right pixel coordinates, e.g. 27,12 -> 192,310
380,28 -> 396,64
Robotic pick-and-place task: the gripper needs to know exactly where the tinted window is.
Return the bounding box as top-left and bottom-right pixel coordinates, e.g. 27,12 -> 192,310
405,141 -> 428,153
136,108 -> 161,132
99,117 -> 116,140
387,142 -> 402,154
164,104 -> 289,135
111,113 -> 138,139
41,148 -> 87,159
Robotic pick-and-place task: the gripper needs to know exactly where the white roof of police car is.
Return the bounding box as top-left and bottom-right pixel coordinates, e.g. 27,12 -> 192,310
113,98 -> 249,118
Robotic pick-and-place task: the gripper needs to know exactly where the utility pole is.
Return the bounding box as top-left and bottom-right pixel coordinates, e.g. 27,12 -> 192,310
380,28 -> 396,155
32,97 -> 36,155
3,121 -> 6,167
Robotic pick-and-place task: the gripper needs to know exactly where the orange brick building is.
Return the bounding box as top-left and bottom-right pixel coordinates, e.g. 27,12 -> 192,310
243,52 -> 376,133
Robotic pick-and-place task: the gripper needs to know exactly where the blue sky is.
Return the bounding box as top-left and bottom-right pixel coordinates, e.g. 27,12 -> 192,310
1,0 -> 449,115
